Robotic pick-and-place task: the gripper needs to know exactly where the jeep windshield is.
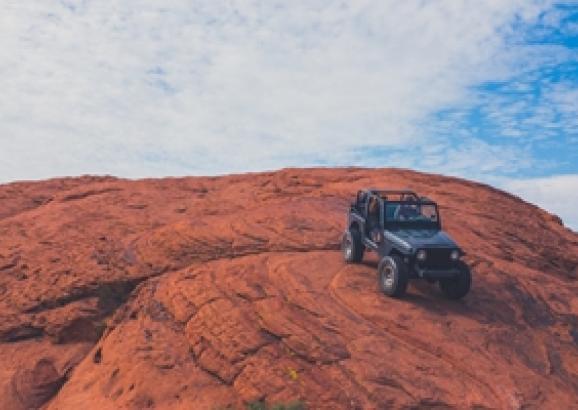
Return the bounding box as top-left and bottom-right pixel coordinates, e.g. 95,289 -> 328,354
384,201 -> 440,229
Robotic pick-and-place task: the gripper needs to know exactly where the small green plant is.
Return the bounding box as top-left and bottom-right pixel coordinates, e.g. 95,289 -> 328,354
271,403 -> 305,410
246,400 -> 305,410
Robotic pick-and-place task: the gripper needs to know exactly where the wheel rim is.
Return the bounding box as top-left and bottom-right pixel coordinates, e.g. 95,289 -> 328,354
383,265 -> 395,289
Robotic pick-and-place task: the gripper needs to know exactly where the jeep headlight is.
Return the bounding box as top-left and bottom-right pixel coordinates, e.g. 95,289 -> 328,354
450,250 -> 460,261
416,249 -> 427,262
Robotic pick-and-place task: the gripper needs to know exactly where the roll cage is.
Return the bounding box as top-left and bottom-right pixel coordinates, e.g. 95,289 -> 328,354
353,189 -> 441,230
355,189 -> 419,205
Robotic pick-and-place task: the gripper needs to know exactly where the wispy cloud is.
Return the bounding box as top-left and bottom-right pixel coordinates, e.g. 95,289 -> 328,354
0,0 -> 557,178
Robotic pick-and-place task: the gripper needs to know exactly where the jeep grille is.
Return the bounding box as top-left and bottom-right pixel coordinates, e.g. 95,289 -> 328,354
420,249 -> 452,269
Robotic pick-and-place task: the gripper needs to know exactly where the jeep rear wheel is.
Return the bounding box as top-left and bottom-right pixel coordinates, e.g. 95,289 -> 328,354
342,229 -> 364,263
439,261 -> 471,299
378,255 -> 409,297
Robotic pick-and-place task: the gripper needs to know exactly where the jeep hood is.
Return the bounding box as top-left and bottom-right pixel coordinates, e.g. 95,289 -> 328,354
385,228 -> 458,250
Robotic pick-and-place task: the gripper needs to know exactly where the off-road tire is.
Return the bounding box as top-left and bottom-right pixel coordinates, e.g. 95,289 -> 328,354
439,261 -> 471,299
378,255 -> 409,297
342,229 -> 364,263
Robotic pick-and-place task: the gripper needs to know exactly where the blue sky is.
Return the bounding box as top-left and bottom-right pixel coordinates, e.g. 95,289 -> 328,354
0,1 -> 577,229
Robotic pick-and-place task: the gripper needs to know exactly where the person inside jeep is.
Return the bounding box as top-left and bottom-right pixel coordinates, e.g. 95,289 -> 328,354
394,197 -> 420,221
367,197 -> 382,241
368,197 -> 379,228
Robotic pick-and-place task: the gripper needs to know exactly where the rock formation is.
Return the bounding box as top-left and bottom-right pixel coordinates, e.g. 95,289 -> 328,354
0,168 -> 576,409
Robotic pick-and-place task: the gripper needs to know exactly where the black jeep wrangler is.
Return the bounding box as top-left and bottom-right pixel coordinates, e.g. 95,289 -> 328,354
342,189 -> 471,299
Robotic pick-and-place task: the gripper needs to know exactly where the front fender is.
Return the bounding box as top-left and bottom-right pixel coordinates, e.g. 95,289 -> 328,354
384,230 -> 413,253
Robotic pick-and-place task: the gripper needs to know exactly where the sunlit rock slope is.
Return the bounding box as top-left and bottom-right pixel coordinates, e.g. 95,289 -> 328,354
0,168 -> 577,409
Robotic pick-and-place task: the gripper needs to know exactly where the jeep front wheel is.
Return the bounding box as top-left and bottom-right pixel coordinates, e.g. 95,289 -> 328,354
378,256 -> 409,297
342,229 -> 364,263
439,261 -> 471,299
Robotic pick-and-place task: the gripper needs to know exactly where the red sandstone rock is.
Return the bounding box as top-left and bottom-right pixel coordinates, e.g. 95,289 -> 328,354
0,168 -> 576,409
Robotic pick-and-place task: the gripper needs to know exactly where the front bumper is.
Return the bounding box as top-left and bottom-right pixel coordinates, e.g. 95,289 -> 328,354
413,265 -> 461,279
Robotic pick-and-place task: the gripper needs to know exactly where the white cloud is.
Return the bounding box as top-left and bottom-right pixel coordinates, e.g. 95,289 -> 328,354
502,174 -> 578,231
349,137 -> 536,182
480,77 -> 578,142
0,0 -> 554,180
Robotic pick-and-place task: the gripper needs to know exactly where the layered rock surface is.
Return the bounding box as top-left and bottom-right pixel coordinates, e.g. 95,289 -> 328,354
0,168 -> 577,409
